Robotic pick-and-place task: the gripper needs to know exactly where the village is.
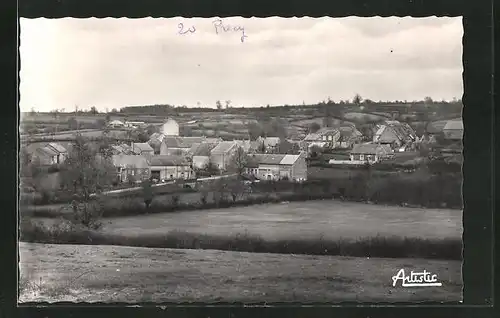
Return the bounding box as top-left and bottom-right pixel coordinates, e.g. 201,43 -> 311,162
18,16 -> 465,304
20,112 -> 463,193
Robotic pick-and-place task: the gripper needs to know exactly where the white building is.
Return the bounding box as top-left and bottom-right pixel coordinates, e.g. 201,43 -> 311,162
162,118 -> 180,136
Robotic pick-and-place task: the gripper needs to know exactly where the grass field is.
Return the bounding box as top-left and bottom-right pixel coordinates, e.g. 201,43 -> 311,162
19,242 -> 462,303
34,200 -> 462,241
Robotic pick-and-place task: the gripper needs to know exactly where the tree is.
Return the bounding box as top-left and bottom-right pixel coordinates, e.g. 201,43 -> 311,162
257,140 -> 266,153
228,146 -> 248,177
277,139 -> 300,155
95,119 -> 106,129
225,100 -> 232,109
353,94 -> 363,105
309,122 -> 321,133
68,117 -> 79,130
59,134 -> 116,229
203,158 -> 220,176
309,145 -> 323,158
247,122 -> 263,140
51,109 -> 59,119
216,100 -> 222,110
141,179 -> 153,211
90,106 -> 98,115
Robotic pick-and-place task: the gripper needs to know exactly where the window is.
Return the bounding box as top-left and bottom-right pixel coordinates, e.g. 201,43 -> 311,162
359,155 -> 365,161
328,135 -> 332,141
322,135 -> 327,140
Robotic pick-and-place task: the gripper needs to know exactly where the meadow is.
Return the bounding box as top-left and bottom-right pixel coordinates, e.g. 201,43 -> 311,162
18,242 -> 462,303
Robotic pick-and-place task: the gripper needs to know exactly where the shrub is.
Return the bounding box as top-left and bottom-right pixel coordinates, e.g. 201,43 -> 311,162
171,195 -> 180,207
19,221 -> 462,261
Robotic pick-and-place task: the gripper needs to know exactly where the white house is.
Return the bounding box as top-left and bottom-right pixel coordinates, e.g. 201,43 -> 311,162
32,146 -> 58,165
349,143 -> 392,163
443,120 -> 463,140
191,143 -> 218,169
45,142 -> 68,164
246,153 -> 307,181
108,120 -> 125,128
161,118 -> 180,136
150,155 -> 194,181
209,141 -> 239,171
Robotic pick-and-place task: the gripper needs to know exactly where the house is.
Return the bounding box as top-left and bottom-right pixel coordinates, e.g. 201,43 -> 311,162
349,143 -> 392,163
337,126 -> 363,149
246,153 -> 307,181
209,141 -> 239,171
112,154 -> 150,183
161,118 -> 179,136
373,120 -> 416,149
125,121 -> 146,128
111,143 -> 133,155
45,142 -> 68,164
191,143 -> 217,169
150,155 -> 194,181
443,120 -> 463,140
160,136 -> 207,155
301,128 -> 341,150
108,120 -> 125,128
148,132 -> 166,154
32,146 -> 59,165
131,142 -> 154,156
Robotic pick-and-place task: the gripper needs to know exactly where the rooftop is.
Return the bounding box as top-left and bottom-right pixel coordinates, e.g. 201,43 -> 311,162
351,143 -> 391,155
150,155 -> 189,167
443,120 -> 464,131
47,142 -> 68,153
112,154 -> 150,168
132,143 -> 154,153
249,154 -> 286,165
211,141 -> 237,154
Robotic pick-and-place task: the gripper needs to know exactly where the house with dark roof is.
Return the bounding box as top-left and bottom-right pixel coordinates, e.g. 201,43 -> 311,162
245,153 -> 307,181
301,127 -> 341,151
111,143 -> 134,155
256,137 -> 281,152
112,154 -> 151,183
159,136 -> 207,155
337,126 -> 363,149
150,155 -> 194,181
443,120 -> 463,140
349,143 -> 392,163
372,120 -> 416,149
210,141 -> 239,171
132,142 -> 154,156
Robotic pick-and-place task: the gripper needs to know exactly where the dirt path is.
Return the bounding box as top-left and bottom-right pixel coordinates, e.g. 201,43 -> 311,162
19,243 -> 462,303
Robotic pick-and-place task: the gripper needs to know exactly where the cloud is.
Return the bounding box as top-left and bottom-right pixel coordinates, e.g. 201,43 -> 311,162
19,17 -> 462,112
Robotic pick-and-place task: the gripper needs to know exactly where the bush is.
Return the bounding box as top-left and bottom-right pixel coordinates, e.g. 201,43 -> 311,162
19,220 -> 462,261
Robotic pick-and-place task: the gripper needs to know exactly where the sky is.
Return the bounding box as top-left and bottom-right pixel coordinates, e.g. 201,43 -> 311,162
19,17 -> 463,112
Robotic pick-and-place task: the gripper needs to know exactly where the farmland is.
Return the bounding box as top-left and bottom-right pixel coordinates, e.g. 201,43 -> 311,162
33,200 -> 462,241
19,242 -> 462,303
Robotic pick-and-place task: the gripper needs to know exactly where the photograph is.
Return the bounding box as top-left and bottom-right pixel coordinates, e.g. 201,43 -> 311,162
18,16 -> 463,303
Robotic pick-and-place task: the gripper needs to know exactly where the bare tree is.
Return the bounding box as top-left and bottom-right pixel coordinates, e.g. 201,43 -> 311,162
228,146 -> 248,177
225,100 -> 232,109
353,94 -> 363,105
59,134 -> 116,229
216,100 -> 222,110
